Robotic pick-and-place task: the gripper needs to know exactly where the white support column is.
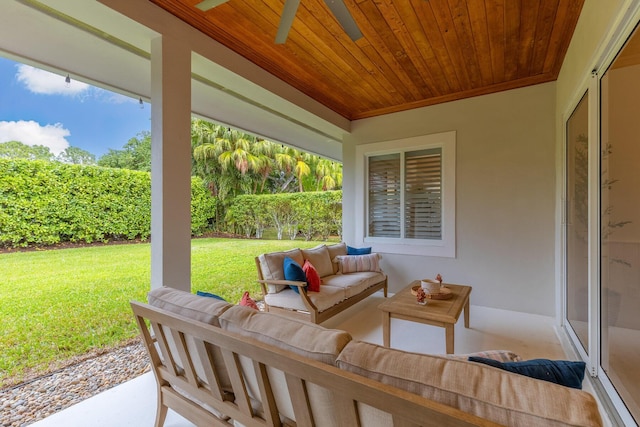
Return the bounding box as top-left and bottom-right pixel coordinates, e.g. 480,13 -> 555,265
150,35 -> 192,291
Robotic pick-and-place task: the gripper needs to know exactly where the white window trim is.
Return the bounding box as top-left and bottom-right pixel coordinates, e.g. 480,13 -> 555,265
354,131 -> 456,257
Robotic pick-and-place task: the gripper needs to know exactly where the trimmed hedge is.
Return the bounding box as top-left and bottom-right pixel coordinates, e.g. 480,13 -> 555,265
0,159 -> 216,248
225,191 -> 342,240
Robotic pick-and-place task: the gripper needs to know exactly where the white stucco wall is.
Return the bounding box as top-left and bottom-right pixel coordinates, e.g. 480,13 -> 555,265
343,82 -> 557,316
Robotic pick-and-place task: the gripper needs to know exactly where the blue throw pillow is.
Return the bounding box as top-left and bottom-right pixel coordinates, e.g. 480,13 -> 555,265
347,245 -> 372,255
468,357 -> 586,389
283,257 -> 307,294
196,291 -> 226,301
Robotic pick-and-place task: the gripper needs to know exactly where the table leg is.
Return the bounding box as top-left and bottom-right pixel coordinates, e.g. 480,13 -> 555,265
464,297 -> 470,328
382,312 -> 390,347
445,324 -> 454,354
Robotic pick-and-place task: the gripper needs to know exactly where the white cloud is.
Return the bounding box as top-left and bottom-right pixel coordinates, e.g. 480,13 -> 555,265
15,64 -> 139,105
0,120 -> 70,155
16,64 -> 89,96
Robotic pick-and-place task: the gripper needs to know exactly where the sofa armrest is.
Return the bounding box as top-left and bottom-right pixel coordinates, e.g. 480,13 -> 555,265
258,279 -> 306,288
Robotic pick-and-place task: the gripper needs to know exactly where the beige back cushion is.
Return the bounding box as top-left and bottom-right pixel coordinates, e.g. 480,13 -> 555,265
301,245 -> 333,278
326,242 -> 347,274
258,248 -> 304,293
147,287 -> 233,391
219,305 -> 351,363
337,341 -> 603,427
219,306 -> 352,424
148,286 -> 231,326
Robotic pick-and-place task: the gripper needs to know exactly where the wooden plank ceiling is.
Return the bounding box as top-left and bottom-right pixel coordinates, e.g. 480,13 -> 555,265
150,0 -> 584,120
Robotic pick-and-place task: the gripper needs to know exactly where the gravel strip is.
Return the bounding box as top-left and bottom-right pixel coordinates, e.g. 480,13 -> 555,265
0,340 -> 150,427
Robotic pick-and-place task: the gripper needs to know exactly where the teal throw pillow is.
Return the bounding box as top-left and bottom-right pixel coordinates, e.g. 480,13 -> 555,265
196,291 -> 226,301
468,357 -> 586,389
283,256 -> 307,294
347,245 -> 372,255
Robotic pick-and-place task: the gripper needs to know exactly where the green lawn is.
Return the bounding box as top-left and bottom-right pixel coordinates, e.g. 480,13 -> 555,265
0,238 -> 323,387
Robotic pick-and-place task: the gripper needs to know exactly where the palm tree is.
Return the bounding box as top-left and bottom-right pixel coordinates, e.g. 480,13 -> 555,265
314,158 -> 343,191
192,119 -> 224,196
274,146 -> 312,192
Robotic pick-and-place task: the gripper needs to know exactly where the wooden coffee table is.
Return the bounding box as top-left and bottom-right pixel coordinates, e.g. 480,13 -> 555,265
379,281 -> 472,354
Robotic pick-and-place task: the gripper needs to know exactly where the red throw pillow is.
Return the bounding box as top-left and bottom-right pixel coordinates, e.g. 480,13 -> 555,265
239,291 -> 259,310
302,260 -> 321,292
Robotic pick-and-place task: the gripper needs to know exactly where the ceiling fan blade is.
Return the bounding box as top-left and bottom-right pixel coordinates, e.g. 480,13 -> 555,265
195,0 -> 230,11
324,0 -> 363,41
275,0 -> 301,44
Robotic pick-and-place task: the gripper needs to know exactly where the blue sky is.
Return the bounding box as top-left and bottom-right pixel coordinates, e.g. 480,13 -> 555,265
0,56 -> 150,158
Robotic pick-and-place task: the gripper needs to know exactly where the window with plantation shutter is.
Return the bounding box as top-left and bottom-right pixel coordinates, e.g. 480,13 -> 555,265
368,154 -> 401,237
405,148 -> 441,239
356,131 -> 455,257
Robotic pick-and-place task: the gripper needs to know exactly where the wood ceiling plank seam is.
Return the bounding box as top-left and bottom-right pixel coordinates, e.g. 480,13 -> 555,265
542,0 -> 584,76
361,0 -> 432,101
502,0 -> 521,81
403,0 -> 454,96
448,0 -> 484,88
241,0 -> 379,110
485,0 -> 506,84
353,72 -> 555,119
371,0 -> 437,99
344,3 -> 429,104
357,42 -> 413,100
300,0 -> 410,105
465,0 -> 495,86
515,0 -> 540,79
388,0 -> 449,97
413,1 -> 462,93
429,0 -> 473,91
351,0 -> 428,101
282,1 -> 404,110
288,0 -> 403,108
529,0 -> 560,76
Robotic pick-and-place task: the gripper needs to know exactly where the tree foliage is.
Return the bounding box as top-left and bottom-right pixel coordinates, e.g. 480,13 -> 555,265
191,119 -> 342,199
225,191 -> 342,241
0,140 -> 55,161
97,131 -> 151,171
57,146 -> 96,165
0,141 -> 96,165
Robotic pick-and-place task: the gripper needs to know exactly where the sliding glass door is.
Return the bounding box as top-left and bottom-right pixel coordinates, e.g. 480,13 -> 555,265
599,25 -> 640,422
566,23 -> 640,425
566,92 -> 590,355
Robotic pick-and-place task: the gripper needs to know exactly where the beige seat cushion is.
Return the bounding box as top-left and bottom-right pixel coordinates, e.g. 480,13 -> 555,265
264,285 -> 347,313
322,271 -> 385,298
301,245 -> 333,278
336,341 -> 603,427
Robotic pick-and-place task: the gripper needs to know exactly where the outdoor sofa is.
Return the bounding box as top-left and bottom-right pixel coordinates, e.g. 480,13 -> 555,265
132,287 -> 603,427
255,242 -> 387,323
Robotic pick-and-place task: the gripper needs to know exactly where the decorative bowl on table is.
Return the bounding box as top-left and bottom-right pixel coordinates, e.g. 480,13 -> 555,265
411,284 -> 453,300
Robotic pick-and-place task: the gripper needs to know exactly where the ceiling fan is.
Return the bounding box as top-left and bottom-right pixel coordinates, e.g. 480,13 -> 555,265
195,0 -> 363,44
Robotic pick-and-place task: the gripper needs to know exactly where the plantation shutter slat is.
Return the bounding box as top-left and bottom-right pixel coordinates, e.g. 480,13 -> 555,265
405,148 -> 442,239
368,154 -> 401,237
